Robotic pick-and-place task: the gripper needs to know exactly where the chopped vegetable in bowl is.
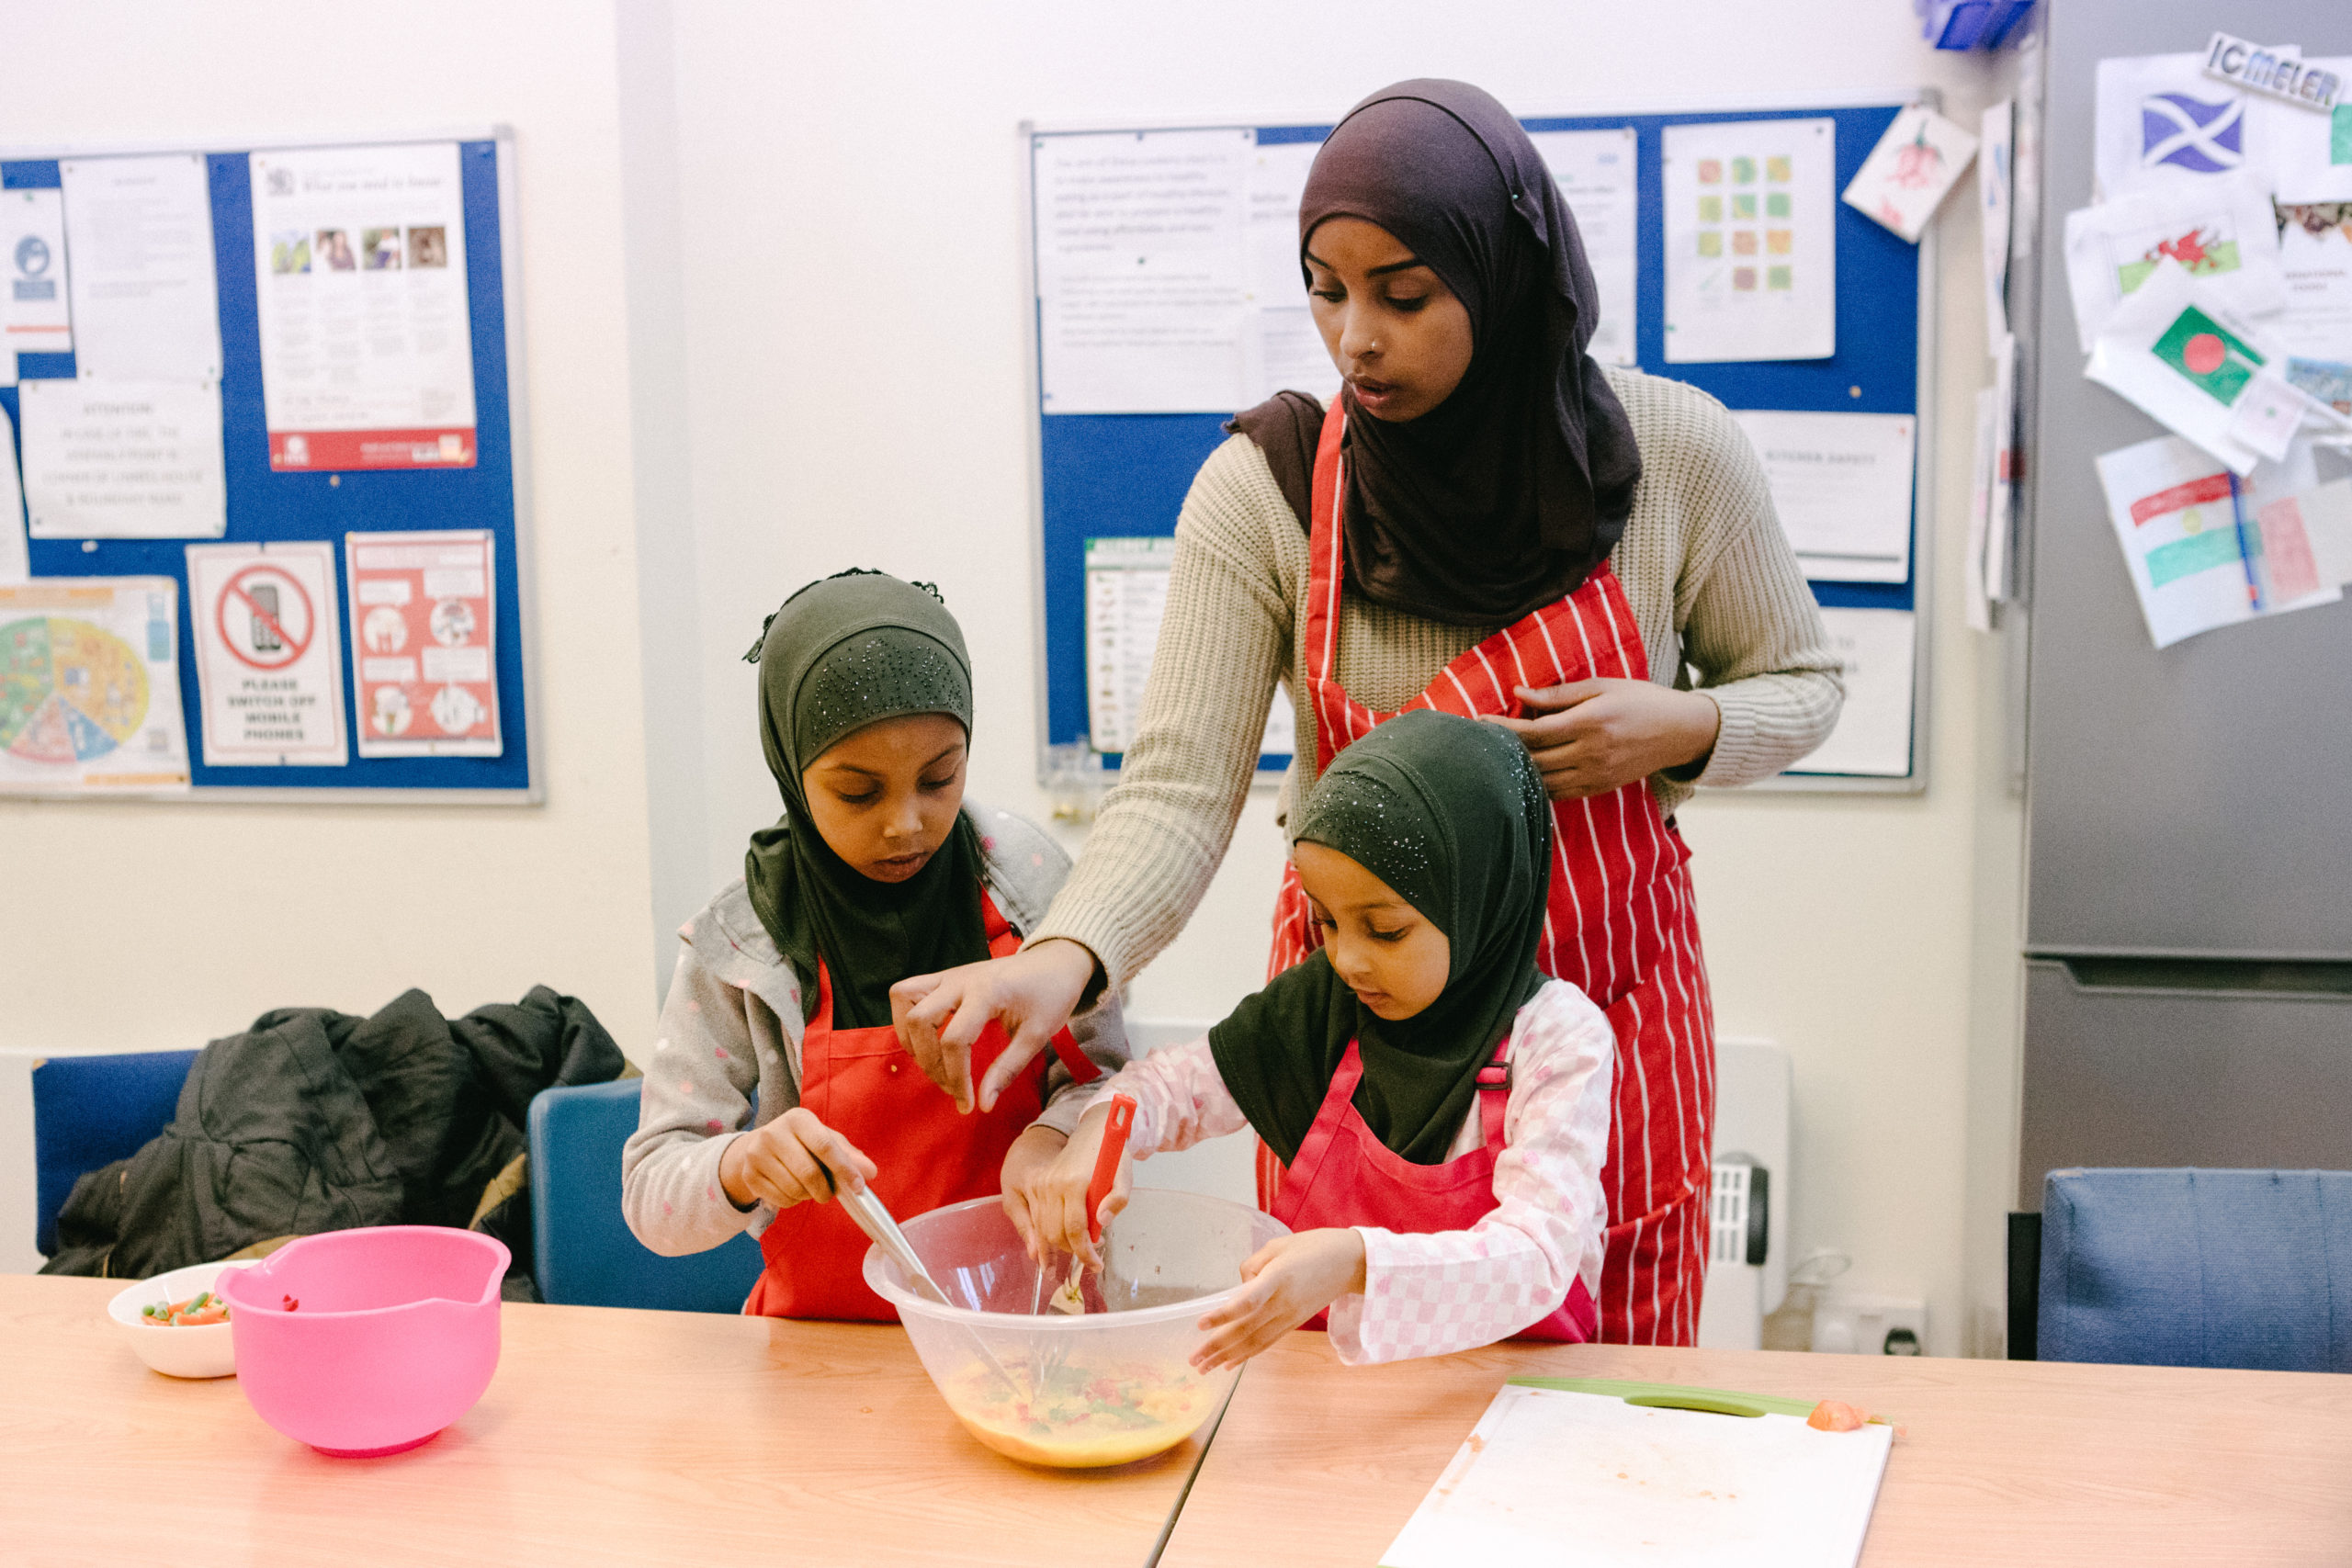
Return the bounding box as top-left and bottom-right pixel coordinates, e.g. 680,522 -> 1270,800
140,1291 -> 231,1327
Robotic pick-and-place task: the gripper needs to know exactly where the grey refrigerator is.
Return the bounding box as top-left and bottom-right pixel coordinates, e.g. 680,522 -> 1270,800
2018,0 -> 2352,1203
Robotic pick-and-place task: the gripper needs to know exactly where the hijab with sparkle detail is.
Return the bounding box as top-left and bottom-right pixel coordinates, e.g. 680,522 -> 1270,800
1229,78 -> 1644,626
1209,710 -> 1554,1166
741,570 -> 990,1027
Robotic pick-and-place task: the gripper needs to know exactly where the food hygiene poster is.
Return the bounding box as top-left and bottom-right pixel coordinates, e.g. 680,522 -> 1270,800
345,529 -> 500,758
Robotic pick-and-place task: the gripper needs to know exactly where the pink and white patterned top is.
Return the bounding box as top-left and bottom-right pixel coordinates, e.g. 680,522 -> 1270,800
1103,978 -> 1614,1365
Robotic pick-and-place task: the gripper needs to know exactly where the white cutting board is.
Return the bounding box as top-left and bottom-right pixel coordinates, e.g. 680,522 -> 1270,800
1381,1384 -> 1892,1568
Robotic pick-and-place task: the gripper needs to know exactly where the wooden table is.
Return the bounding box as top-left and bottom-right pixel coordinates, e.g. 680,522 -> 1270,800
0,1275 -> 1215,1567
1159,1334 -> 2352,1566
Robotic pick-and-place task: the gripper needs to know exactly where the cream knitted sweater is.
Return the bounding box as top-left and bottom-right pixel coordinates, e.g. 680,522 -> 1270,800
1035,367 -> 1843,991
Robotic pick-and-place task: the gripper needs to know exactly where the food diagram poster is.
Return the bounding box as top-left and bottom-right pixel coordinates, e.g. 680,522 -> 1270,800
249,142 -> 478,472
186,540 -> 348,766
1663,118 -> 1838,363
345,529 -> 501,758
0,576 -> 189,794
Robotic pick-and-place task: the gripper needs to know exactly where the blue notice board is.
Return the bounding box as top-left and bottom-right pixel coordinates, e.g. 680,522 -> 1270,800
1030,100 -> 1929,787
1,133 -> 537,801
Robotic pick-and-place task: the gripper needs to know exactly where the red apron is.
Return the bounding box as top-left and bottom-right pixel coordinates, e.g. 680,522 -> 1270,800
1261,400 -> 1716,1348
743,888 -> 1100,1320
1272,1036 -> 1600,1342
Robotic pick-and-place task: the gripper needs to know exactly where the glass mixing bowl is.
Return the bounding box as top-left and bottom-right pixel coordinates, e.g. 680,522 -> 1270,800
865,1188 -> 1290,1468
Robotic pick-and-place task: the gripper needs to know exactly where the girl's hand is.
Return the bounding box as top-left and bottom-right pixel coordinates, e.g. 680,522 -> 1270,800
1192,1228 -> 1368,1372
890,938 -> 1100,1113
1022,1099 -> 1134,1270
1484,680 -> 1721,800
717,1107 -> 877,1212
998,1123 -> 1069,1262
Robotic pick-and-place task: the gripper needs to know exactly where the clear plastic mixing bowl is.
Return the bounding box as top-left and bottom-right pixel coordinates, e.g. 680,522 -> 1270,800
864,1188 -> 1290,1468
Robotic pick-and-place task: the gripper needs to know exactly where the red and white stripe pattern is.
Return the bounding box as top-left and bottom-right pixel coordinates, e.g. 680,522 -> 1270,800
1258,402 -> 1718,1348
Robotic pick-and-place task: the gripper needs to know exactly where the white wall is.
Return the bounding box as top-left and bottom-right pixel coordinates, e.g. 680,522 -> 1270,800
641,3 -> 2027,1353
0,4 -> 660,1057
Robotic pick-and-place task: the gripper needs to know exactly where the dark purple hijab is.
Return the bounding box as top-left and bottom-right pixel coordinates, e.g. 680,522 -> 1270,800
1228,80 -> 1642,626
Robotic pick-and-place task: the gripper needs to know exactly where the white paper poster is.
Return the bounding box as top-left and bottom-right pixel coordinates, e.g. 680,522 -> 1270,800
2246,56 -> 2352,204
0,404 -> 26,583
2090,434 -> 2337,648
18,378 -> 226,538
1530,129 -> 1639,366
1984,334 -> 2018,604
186,541 -> 348,767
344,529 -> 501,757
1964,385 -> 1997,632
1981,100 -> 2014,353
1792,607 -> 1913,777
1841,105 -> 1977,244
1663,118 -> 1836,363
59,154 -> 221,384
1239,140 -> 1340,407
1084,534 -> 1290,756
2278,205 -> 2352,365
2095,52 -> 2266,200
2084,258 -> 2288,473
2061,174 -> 2286,352
2,187 -> 73,357
250,142 -> 478,471
0,576 -> 189,794
1035,129 -> 1253,415
1731,410 -> 1914,583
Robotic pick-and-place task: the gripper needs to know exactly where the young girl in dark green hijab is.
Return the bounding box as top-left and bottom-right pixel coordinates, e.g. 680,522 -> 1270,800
1018,709 -> 1613,1366
622,570 -> 1125,1320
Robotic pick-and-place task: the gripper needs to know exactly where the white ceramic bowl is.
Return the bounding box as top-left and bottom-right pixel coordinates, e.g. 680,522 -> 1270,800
108,1261 -> 256,1379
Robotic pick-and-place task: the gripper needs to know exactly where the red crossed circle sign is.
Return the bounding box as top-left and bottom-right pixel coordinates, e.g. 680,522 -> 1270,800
216,564 -> 316,671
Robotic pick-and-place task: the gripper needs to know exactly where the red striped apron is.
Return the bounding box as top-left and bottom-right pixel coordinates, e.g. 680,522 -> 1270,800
1260,400 -> 1716,1347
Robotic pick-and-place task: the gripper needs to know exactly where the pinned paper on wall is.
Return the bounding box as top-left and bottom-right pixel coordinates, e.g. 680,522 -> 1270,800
0,403 -> 27,583
1841,104 -> 1978,243
1035,129 -> 1254,414
1984,333 -> 2018,604
186,540 -> 348,767
1981,99 -> 2015,351
1240,139 -> 1336,407
1965,385 -> 1997,632
0,576 -> 190,795
2083,258 -> 2319,473
18,377 -> 227,539
1085,534 -> 1291,756
59,154 -> 222,384
2278,203 -> 2352,368
1529,129 -> 1639,367
1796,607 -> 1916,777
1662,118 -> 1837,364
2095,52 -> 2265,201
2093,434 -> 2335,648
1,187 -> 73,358
1729,409 -> 1915,582
2249,61 -> 2352,203
2062,174 -> 2286,352
249,142 -> 479,471
344,529 -> 502,758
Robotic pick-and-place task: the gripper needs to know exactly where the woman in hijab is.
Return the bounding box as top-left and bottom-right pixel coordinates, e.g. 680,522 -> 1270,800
619,570 -> 1125,1319
1019,711 -> 1615,1368
900,81 -> 1842,1346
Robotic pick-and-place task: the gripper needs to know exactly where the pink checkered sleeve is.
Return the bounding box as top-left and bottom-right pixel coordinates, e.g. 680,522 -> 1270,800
1092,1035 -> 1250,1156
1329,981 -> 1616,1366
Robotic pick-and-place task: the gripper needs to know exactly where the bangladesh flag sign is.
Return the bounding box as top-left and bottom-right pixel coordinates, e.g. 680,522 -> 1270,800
2152,305 -> 2264,405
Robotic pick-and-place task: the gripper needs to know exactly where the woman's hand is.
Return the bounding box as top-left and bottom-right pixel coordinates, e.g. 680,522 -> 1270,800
1192,1229 -> 1368,1371
999,1122 -> 1070,1263
1484,680 -> 1721,800
717,1107 -> 877,1212
890,938 -> 1099,1113
1012,1100 -> 1132,1269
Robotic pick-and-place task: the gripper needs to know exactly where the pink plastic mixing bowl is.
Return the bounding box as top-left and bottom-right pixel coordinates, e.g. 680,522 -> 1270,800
220,1226 -> 508,1458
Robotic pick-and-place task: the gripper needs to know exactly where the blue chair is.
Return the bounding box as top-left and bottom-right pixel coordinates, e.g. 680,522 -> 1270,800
2037,1168 -> 2352,1372
31,1050 -> 200,1258
526,1079 -> 763,1312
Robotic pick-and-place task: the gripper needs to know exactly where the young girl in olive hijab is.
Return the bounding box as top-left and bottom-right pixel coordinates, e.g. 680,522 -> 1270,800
621,570 -> 1125,1319
1021,709 -> 1613,1368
